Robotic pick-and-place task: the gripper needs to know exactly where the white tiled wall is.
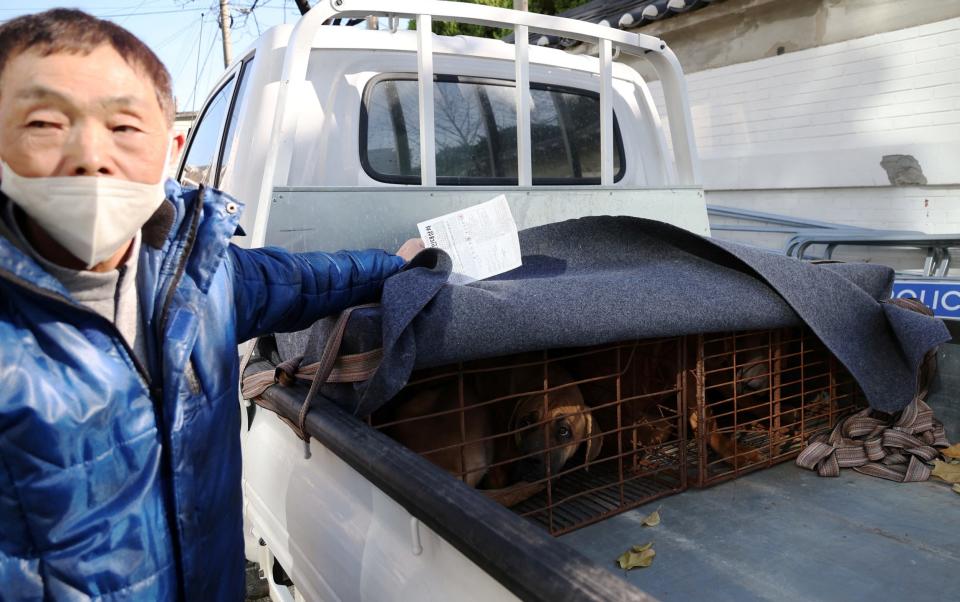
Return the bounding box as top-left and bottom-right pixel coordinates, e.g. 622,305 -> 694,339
649,16 -> 960,191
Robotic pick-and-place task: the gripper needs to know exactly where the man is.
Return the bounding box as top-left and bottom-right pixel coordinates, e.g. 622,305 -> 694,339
0,9 -> 422,600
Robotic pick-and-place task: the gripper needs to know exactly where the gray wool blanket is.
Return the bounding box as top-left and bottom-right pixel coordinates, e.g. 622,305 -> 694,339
276,216 -> 950,416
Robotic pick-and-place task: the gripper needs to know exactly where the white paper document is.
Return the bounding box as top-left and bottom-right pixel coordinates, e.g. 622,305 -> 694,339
417,195 -> 522,285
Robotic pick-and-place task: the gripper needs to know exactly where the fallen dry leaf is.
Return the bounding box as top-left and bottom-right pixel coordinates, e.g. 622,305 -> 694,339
641,509 -> 661,527
931,460 -> 960,484
953,484 -> 960,495
942,444 -> 960,460
617,545 -> 656,570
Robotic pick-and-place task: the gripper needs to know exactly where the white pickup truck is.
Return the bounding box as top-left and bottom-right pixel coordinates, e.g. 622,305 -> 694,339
178,2 -> 960,601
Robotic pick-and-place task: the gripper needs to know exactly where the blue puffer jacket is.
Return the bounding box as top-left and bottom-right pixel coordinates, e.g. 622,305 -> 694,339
0,183 -> 404,600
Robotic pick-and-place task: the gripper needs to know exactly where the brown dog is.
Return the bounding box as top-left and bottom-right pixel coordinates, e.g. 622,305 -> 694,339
384,379 -> 493,487
507,367 -> 603,484
693,332 -> 776,468
384,366 -> 599,507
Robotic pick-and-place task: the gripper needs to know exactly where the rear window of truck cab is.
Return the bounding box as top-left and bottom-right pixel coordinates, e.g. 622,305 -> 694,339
361,75 -> 625,185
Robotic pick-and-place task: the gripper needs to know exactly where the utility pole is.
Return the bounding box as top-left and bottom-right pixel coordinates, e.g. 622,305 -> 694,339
218,0 -> 233,68
294,0 -> 311,16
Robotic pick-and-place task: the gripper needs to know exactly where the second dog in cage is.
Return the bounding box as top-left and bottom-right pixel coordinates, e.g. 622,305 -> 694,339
695,333 -> 772,467
383,365 -> 601,506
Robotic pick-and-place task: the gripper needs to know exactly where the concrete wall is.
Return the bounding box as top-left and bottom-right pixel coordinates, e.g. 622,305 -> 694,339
170,112 -> 197,177
174,111 -> 197,140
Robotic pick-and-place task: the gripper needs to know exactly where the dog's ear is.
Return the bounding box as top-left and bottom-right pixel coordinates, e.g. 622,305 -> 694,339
508,396 -> 528,446
583,412 -> 603,465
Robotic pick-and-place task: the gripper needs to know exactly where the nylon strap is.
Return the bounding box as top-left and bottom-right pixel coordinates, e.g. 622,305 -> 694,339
239,303 -> 381,458
240,348 -> 382,399
796,296 -> 950,482
795,397 -> 949,482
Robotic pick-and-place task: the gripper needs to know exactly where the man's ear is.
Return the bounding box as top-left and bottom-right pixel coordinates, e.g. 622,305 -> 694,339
172,133 -> 186,164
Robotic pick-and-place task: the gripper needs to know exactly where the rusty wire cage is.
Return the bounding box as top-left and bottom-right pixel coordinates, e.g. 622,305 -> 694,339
688,327 -> 867,487
368,337 -> 687,535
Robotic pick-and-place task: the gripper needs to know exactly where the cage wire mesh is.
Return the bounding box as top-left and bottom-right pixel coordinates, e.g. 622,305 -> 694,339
689,327 -> 867,487
369,337 -> 687,535
369,328 -> 866,534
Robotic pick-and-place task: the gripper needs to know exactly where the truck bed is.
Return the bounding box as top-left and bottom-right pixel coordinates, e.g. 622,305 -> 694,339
562,343 -> 960,601
245,342 -> 959,601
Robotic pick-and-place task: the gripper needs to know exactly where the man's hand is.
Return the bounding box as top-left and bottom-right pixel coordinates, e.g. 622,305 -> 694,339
396,238 -> 425,263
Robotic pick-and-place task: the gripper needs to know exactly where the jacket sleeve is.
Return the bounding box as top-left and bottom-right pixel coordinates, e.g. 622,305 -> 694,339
228,244 -> 406,343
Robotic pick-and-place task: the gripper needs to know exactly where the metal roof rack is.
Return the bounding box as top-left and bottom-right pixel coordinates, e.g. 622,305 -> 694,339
251,0 -> 700,247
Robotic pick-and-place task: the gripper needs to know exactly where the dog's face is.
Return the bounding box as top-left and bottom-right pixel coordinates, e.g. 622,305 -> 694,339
731,335 -> 771,395
509,384 -> 601,482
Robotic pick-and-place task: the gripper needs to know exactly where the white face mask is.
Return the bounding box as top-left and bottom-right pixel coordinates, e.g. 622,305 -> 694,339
0,142 -> 172,268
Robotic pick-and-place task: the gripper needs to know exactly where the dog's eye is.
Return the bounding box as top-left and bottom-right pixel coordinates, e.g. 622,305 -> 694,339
517,415 -> 535,429
557,424 -> 572,440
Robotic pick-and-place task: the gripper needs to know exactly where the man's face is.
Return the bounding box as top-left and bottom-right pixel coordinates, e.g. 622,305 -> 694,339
0,44 -> 184,182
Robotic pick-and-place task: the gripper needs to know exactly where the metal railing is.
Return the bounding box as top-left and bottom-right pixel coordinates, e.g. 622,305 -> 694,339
707,205 -> 960,276
251,0 -> 700,248
784,233 -> 958,277
707,205 -> 876,234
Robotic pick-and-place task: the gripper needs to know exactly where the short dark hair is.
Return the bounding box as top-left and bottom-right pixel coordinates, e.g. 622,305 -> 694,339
0,8 -> 174,123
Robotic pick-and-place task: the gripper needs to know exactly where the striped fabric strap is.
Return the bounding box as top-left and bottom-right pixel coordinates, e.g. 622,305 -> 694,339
795,397 -> 951,482
240,304 -> 383,401
240,348 -> 382,399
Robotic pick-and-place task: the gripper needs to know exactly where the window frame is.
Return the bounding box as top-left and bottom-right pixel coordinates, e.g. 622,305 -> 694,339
176,71 -> 238,186
214,55 -> 256,189
359,73 -> 626,186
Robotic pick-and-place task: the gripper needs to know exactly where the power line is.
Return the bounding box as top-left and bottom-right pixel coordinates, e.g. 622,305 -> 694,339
116,0 -> 154,25
0,2 -> 202,22
187,22 -> 220,110
155,16 -> 200,51
192,12 -> 205,112
170,15 -> 205,103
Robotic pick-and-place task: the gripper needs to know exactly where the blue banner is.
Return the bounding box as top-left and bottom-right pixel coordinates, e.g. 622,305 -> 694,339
892,280 -> 960,320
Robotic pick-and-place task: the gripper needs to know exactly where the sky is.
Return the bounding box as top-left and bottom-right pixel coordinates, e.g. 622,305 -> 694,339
1,0 -> 306,112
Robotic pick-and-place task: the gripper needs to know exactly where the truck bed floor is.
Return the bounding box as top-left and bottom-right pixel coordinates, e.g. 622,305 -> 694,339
562,462 -> 959,601
561,346 -> 960,601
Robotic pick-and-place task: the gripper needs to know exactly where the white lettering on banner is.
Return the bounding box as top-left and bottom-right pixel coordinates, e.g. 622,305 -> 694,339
894,283 -> 960,318
942,291 -> 960,312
